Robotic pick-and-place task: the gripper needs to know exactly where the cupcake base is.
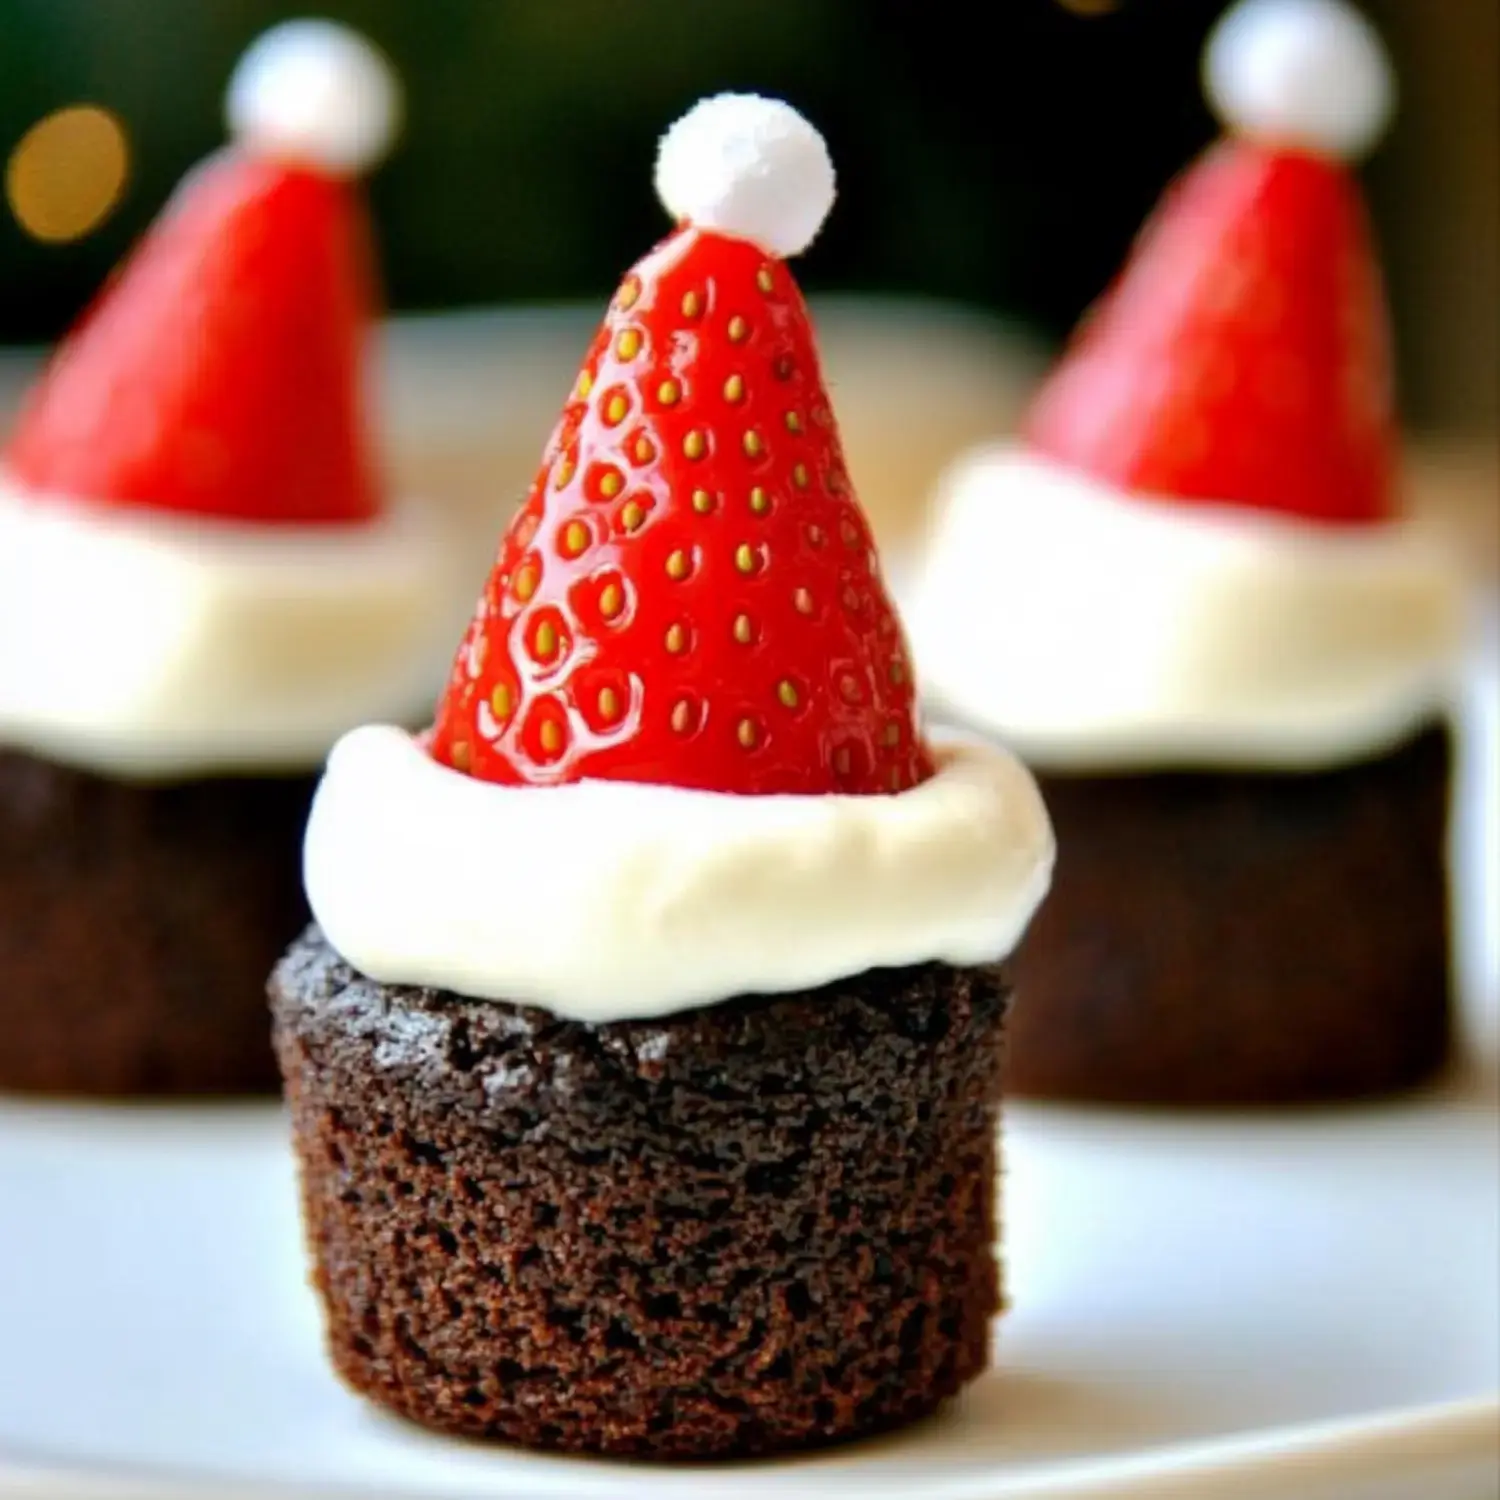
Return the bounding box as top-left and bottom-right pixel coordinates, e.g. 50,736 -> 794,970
1006,726 -> 1452,1105
0,750 -> 312,1095
271,930 -> 1009,1459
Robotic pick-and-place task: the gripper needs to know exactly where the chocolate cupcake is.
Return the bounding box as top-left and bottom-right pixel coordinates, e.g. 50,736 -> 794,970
273,94 -> 1053,1457
1010,728 -> 1452,1104
273,937 -> 1010,1455
0,24 -> 460,1096
1,753 -> 312,1094
905,0 -> 1467,1105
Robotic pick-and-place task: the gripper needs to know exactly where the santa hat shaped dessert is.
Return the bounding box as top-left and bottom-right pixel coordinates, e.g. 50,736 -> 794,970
426,94 -> 931,797
1024,0 -> 1398,526
3,20 -> 400,525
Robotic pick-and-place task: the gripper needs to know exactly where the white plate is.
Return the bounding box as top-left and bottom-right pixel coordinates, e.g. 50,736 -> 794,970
0,1074 -> 1496,1500
0,619 -> 1496,1500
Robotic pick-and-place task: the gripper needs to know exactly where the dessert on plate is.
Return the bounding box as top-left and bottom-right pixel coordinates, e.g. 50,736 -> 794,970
904,0 -> 1467,1105
272,94 -> 1054,1458
0,23 -> 459,1095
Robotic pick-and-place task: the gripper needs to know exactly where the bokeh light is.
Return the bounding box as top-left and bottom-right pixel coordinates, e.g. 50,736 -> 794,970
6,105 -> 130,244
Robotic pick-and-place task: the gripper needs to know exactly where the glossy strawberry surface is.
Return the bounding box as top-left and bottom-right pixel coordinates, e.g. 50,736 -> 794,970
6,153 -> 381,526
1025,144 -> 1395,526
428,228 -> 931,796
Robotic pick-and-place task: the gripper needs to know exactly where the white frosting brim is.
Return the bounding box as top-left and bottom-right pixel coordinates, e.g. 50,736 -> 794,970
0,475 -> 467,778
305,725 -> 1056,1021
904,448 -> 1468,771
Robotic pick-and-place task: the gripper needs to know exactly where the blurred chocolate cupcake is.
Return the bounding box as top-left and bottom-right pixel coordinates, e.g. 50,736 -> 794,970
0,23 -> 459,1095
905,0 -> 1467,1104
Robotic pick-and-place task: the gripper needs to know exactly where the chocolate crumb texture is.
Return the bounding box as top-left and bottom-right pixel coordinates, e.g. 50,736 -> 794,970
272,932 -> 1010,1458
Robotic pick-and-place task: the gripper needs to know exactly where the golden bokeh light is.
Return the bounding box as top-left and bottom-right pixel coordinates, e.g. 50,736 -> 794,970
1055,0 -> 1122,14
6,105 -> 130,244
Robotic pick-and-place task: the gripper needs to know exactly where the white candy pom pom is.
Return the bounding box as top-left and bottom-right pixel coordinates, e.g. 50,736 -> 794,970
654,94 -> 835,258
226,19 -> 401,175
1204,0 -> 1394,160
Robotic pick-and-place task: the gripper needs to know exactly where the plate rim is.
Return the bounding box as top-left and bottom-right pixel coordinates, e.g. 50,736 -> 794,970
1,1391 -> 1496,1500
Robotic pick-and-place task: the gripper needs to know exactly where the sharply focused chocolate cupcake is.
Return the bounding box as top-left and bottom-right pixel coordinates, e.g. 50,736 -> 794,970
272,95 -> 1053,1459
0,25 -> 460,1095
905,0 -> 1467,1105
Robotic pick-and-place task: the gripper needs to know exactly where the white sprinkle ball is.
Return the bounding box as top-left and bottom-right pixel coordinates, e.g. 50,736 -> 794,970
1204,0 -> 1394,160
226,19 -> 401,176
654,93 -> 836,259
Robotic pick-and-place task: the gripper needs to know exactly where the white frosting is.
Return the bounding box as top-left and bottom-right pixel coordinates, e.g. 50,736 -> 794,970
1203,0 -> 1394,161
225,20 -> 401,176
305,725 -> 1055,1021
0,475 -> 463,779
905,448 -> 1466,772
654,94 -> 835,259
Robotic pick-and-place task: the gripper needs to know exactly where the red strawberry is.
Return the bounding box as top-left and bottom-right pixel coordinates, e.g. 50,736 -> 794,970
428,219 -> 931,797
1025,0 -> 1401,529
4,21 -> 399,527
1024,141 -> 1394,527
6,160 -> 379,525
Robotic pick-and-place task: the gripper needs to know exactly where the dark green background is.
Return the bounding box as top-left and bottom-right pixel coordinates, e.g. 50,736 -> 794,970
0,0 -> 1292,347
